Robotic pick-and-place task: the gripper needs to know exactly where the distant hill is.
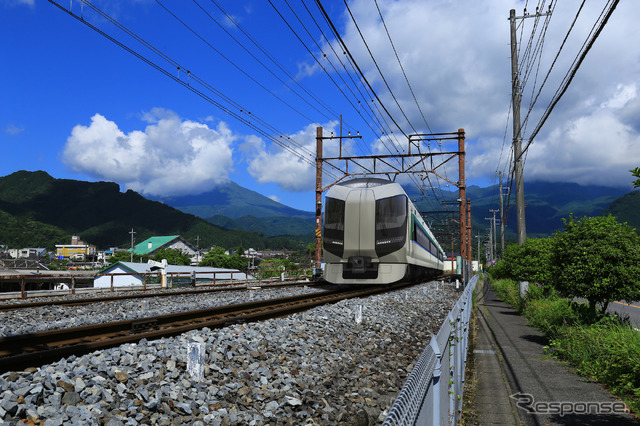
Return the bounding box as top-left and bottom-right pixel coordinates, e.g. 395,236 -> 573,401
406,181 -> 629,238
207,214 -> 315,237
0,171 -> 629,251
0,171 -> 308,251
601,190 -> 640,231
151,181 -> 313,219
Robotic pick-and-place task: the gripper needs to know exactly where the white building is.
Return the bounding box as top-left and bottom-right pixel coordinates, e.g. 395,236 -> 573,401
94,262 -> 253,288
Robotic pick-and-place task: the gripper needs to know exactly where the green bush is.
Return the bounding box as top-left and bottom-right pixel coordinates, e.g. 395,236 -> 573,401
489,237 -> 552,287
550,215 -> 640,317
522,297 -> 581,336
550,321 -> 640,413
489,278 -> 522,310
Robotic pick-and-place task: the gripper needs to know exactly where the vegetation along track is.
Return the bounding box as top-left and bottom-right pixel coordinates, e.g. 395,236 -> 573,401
0,281 -> 417,373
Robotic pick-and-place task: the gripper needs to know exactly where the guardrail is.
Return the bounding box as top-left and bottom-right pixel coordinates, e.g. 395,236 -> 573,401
383,274 -> 478,426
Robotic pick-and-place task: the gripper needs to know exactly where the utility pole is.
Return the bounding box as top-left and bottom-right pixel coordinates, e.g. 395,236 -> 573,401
510,7 -> 551,244
490,209 -> 498,261
484,217 -> 493,263
129,228 -> 136,262
498,171 -> 505,254
510,8 -> 526,245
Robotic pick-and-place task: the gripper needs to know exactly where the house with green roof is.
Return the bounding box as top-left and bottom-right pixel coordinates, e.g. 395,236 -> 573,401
133,235 -> 198,262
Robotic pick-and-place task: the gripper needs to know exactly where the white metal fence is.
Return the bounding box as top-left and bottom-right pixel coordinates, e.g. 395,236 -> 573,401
383,274 -> 478,426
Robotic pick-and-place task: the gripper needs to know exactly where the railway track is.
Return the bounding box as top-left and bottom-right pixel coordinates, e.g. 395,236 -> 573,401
0,281 -> 316,311
0,281 -> 414,373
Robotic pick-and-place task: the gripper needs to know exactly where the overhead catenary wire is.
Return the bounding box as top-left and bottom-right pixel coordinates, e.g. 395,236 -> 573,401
50,0 -> 348,182
519,0 -> 620,161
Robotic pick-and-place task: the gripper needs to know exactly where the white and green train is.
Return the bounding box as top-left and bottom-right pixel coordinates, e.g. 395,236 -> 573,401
323,178 -> 445,284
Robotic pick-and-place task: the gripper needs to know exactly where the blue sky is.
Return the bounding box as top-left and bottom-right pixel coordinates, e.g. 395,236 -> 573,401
2,0 -> 639,212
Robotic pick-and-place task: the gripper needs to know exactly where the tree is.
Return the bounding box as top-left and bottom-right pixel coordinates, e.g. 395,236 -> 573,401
153,248 -> 190,265
109,250 -> 150,264
490,238 -> 552,286
631,167 -> 640,188
199,247 -> 247,270
550,215 -> 640,316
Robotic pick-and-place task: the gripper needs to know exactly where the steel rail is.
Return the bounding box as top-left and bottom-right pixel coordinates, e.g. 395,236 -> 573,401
0,282 -> 413,373
0,281 -> 319,311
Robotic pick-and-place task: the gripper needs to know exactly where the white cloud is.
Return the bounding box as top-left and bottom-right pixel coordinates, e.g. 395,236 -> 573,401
267,195 -> 280,203
62,109 -> 235,196
242,123 -> 351,191
322,0 -> 640,189
2,0 -> 34,7
5,123 -> 24,135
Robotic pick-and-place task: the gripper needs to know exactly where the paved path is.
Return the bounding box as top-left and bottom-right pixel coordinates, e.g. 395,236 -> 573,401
472,280 -> 638,425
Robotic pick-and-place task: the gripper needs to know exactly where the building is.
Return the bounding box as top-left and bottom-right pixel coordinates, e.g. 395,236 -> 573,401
257,249 -> 290,259
133,235 -> 198,262
56,236 -> 96,261
7,248 -> 48,259
94,262 -> 253,288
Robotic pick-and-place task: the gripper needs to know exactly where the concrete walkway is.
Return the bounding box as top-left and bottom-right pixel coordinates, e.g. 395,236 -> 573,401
471,280 -> 638,425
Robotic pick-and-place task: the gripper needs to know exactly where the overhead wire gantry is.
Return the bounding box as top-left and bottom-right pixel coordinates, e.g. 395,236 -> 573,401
313,128 -> 472,281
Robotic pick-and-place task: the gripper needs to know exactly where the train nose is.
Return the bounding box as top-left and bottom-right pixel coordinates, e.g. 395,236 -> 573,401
343,189 -> 376,258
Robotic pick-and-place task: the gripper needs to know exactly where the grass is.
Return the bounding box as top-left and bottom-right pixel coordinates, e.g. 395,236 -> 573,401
489,277 -> 640,415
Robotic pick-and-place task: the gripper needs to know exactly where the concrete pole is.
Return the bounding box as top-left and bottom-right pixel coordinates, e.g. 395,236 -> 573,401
510,9 -> 526,244
499,171 -> 505,254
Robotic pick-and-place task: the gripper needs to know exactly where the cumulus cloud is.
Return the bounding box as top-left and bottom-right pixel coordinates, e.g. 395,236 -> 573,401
242,123 -> 353,191
320,0 -> 640,188
62,109 -> 235,196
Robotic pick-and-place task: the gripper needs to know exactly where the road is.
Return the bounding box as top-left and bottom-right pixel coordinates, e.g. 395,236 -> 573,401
608,300 -> 640,327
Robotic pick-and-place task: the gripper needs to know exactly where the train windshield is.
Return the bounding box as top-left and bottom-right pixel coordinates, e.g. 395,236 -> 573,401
324,197 -> 345,257
375,195 -> 407,257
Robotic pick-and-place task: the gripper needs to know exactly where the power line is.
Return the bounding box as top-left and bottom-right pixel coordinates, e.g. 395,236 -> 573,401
520,0 -> 620,160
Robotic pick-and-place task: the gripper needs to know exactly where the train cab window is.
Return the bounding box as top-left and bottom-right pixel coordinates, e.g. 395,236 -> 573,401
375,195 -> 407,257
324,197 -> 345,257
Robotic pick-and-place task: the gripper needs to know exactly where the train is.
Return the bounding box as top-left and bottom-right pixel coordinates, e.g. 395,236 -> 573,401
323,178 -> 445,284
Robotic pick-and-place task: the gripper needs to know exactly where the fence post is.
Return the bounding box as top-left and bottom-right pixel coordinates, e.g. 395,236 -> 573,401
448,311 -> 457,423
21,277 -> 26,299
110,274 -> 114,292
430,336 -> 442,426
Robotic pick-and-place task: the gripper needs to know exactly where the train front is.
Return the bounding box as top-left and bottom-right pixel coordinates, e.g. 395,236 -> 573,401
323,178 -> 409,284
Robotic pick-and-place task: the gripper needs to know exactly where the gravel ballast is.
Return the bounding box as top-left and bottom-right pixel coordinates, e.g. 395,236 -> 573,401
0,281 -> 459,425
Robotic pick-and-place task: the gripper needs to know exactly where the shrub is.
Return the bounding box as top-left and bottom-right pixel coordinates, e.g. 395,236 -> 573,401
550,215 -> 640,317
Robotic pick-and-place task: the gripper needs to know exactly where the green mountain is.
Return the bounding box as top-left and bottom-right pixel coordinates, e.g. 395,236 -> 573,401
0,171 -> 308,251
207,214 -> 315,237
601,190 -> 640,231
406,181 -> 629,239
151,181 -> 314,219
151,181 -> 315,237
